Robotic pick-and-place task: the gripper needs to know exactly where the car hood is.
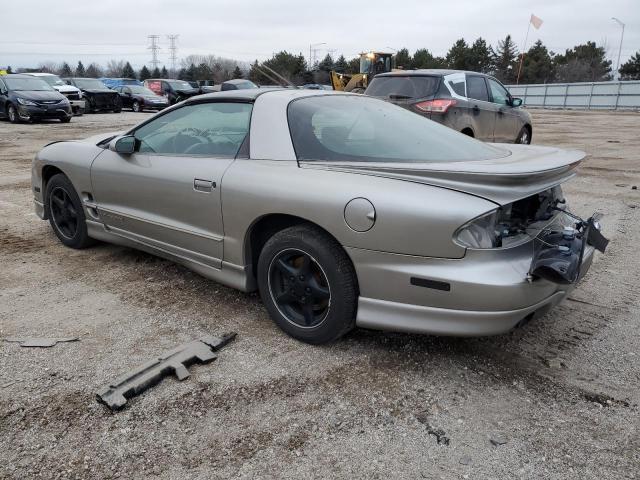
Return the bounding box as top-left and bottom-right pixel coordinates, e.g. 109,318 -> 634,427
13,90 -> 66,101
300,144 -> 585,205
82,89 -> 116,94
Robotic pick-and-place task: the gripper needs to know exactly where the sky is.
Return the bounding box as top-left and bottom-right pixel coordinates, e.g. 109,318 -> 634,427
1,0 -> 638,71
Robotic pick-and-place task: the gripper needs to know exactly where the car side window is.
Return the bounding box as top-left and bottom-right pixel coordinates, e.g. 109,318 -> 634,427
488,78 -> 510,105
466,76 -> 489,102
133,102 -> 253,157
448,79 -> 466,97
124,87 -> 131,94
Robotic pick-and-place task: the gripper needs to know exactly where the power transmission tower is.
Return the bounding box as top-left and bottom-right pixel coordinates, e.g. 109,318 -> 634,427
147,35 -> 161,70
167,34 -> 179,74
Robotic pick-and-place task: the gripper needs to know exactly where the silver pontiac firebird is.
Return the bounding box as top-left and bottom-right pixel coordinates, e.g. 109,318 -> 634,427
31,89 -> 606,344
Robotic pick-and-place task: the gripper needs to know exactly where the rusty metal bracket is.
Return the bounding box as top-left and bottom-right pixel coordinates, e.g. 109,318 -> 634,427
96,333 -> 236,411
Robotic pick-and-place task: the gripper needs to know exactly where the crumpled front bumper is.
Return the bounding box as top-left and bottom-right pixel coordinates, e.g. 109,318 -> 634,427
18,103 -> 72,120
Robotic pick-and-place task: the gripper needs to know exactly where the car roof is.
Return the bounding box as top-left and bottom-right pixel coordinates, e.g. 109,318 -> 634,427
184,88 -> 352,103
376,69 -> 489,77
24,72 -> 55,76
3,74 -> 40,79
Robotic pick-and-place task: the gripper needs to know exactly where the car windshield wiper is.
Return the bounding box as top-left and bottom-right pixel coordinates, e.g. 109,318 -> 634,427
388,94 -> 412,100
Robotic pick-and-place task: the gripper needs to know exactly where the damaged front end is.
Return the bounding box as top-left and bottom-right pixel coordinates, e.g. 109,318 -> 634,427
455,186 -> 609,285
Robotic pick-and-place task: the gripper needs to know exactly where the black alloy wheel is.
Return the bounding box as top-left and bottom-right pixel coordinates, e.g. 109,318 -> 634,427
49,187 -> 79,239
45,174 -> 95,249
7,104 -> 19,123
268,248 -> 331,328
257,224 -> 358,344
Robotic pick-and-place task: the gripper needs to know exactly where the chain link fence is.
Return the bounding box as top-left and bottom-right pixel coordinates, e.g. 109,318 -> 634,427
506,81 -> 640,110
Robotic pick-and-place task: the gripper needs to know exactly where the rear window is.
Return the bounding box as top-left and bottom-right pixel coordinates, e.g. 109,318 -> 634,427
365,75 -> 439,99
288,95 -> 506,163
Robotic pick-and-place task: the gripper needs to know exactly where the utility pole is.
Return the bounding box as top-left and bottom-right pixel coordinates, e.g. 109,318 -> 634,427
167,34 -> 179,75
147,35 -> 161,70
612,17 -> 625,80
309,42 -> 326,69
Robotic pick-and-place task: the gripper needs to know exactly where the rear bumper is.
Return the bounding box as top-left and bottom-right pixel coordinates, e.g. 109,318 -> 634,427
349,241 -> 595,336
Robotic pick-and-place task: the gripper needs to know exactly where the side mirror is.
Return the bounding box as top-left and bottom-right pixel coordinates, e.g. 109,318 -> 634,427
511,97 -> 523,107
111,136 -> 136,155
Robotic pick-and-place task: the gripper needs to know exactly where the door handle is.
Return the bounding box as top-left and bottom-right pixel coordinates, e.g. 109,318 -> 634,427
193,178 -> 216,192
472,105 -> 480,113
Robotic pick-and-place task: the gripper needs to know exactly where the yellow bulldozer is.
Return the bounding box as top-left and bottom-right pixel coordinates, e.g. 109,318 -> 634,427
330,52 -> 395,93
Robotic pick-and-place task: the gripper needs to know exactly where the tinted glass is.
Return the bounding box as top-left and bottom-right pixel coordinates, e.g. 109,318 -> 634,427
488,78 -> 510,105
288,96 -> 506,163
448,79 -> 466,96
129,86 -> 156,95
39,75 -> 66,87
73,79 -> 107,89
366,76 -> 439,99
134,102 -> 252,157
166,80 -> 193,91
466,76 -> 489,102
4,77 -> 54,91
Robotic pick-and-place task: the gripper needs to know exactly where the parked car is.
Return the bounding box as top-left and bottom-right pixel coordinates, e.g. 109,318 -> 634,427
143,79 -> 200,104
113,85 -> 169,112
31,90 -> 605,344
99,77 -> 142,90
365,69 -> 532,144
24,73 -> 85,115
0,74 -> 72,123
64,78 -> 121,113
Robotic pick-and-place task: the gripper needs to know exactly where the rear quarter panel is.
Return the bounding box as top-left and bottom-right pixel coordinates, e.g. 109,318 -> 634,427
220,159 -> 497,266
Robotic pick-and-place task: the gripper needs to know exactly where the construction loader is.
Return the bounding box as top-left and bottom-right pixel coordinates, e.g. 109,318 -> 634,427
330,52 -> 394,93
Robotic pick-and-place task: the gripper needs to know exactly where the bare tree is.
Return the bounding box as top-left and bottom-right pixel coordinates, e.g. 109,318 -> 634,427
38,61 -> 59,74
105,59 -> 126,77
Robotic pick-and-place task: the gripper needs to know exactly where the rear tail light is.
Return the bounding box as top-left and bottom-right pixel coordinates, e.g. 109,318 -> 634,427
414,98 -> 456,114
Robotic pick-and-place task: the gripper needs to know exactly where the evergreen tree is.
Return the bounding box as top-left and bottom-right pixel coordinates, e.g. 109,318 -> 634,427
519,40 -> 555,84
468,38 -> 493,73
394,48 -> 412,69
138,65 -> 151,81
318,53 -> 335,72
75,61 -> 86,77
85,63 -> 103,78
186,63 -> 197,81
446,39 -> 471,70
60,62 -> 73,77
160,66 -> 168,78
233,65 -> 244,79
554,42 -> 612,82
493,35 -> 519,83
122,62 -> 135,79
151,67 -> 161,78
619,51 -> 640,80
346,57 -> 360,74
333,55 -> 348,72
196,63 -> 213,80
177,68 -> 188,80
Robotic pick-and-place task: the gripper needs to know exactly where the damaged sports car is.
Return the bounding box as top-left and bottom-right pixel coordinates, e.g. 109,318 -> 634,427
31,89 -> 608,344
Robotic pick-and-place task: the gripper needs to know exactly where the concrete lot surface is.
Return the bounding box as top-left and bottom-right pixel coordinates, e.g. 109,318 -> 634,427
1,110 -> 639,479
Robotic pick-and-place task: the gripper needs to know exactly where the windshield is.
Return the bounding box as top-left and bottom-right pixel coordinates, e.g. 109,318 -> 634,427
73,79 -> 107,90
128,86 -> 157,95
38,75 -> 66,87
166,80 -> 194,91
234,80 -> 257,90
366,75 -> 440,99
4,77 -> 54,91
287,95 -> 507,163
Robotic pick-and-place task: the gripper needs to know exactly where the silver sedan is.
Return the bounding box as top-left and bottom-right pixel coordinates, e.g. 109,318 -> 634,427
31,89 -> 606,344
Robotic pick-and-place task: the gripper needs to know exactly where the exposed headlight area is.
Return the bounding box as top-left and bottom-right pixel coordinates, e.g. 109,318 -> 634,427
455,186 -> 567,250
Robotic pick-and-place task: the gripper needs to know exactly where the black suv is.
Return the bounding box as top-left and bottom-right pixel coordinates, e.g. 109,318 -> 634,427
365,70 -> 532,144
64,78 -> 122,113
0,74 -> 72,123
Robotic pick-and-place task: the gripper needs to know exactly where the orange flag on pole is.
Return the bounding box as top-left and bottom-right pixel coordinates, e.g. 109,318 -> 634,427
530,14 -> 543,30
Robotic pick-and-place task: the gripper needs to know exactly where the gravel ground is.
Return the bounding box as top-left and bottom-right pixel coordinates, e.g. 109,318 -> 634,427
1,110 -> 639,480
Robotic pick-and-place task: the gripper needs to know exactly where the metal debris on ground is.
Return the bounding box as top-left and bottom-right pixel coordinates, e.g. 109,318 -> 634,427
4,337 -> 79,348
96,333 -> 236,411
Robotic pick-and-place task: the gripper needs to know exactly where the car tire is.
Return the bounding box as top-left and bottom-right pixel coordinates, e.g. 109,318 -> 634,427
257,224 -> 358,344
7,104 -> 20,123
516,126 -> 532,144
84,98 -> 93,114
132,101 -> 142,113
44,174 -> 95,249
